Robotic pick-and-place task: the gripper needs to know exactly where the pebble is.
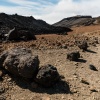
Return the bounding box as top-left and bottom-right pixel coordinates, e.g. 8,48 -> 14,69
80,79 -> 90,85
0,86 -> 5,94
90,89 -> 98,92
89,65 -> 98,71
7,78 -> 12,82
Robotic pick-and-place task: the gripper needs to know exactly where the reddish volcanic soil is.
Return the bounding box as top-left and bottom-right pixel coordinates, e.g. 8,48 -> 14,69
68,25 -> 100,34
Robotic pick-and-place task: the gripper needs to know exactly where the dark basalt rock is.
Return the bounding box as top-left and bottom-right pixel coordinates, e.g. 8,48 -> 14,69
89,65 -> 98,71
6,28 -> 36,41
0,86 -> 5,94
35,64 -> 60,87
0,48 -> 40,78
67,51 -> 80,61
76,41 -> 88,51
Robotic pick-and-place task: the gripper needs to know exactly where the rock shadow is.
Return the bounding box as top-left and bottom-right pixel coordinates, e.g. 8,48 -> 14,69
29,80 -> 71,94
86,49 -> 97,53
76,59 -> 87,63
12,76 -> 71,94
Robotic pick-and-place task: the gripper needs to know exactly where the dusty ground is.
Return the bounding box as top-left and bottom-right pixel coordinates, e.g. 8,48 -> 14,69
0,25 -> 100,100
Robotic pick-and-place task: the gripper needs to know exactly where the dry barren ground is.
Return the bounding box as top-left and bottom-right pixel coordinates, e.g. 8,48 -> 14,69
0,25 -> 100,100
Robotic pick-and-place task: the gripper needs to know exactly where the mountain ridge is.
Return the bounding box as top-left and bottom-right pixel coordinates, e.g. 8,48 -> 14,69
53,15 -> 100,28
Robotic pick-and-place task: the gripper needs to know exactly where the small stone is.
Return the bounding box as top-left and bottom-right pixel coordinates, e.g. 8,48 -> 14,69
89,65 -> 98,71
90,89 -> 98,92
90,87 -> 98,92
0,86 -> 5,94
80,79 -> 90,85
67,51 -> 80,61
61,96 -> 65,99
62,44 -> 67,49
7,78 -> 12,82
76,41 -> 88,51
60,75 -> 65,79
72,89 -> 78,93
75,63 -> 78,66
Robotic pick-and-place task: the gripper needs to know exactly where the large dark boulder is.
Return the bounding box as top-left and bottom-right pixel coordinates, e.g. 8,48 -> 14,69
67,51 -> 80,61
18,29 -> 36,41
35,64 -> 60,87
6,28 -> 36,41
0,48 -> 39,78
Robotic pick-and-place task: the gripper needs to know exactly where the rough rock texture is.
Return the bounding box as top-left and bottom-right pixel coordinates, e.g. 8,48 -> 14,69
35,64 -> 60,87
0,48 -> 40,78
67,51 -> 80,61
76,41 -> 88,51
6,28 -> 36,41
89,65 -> 98,71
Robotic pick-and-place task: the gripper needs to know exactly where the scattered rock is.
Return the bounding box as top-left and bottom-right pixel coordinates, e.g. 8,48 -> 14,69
80,79 -> 90,85
0,95 -> 6,100
0,48 -> 40,78
60,75 -> 65,79
67,51 -> 80,61
89,65 -> 98,71
0,86 -> 5,94
6,28 -> 36,41
90,89 -> 98,92
35,64 -> 60,87
76,41 -> 88,51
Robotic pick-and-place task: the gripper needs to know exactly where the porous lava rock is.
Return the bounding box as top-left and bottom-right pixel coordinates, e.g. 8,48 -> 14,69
6,28 -> 36,41
76,41 -> 88,51
67,51 -> 80,61
35,64 -> 60,87
0,48 -> 39,78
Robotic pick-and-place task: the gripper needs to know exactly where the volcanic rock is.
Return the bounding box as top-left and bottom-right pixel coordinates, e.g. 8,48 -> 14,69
35,64 -> 60,87
67,51 -> 80,61
6,28 -> 36,41
0,86 -> 5,94
76,41 -> 88,51
0,48 -> 40,78
89,65 -> 98,71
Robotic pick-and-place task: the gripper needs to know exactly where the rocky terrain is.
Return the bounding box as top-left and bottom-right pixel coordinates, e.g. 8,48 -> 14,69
0,14 -> 100,100
53,15 -> 100,28
0,13 -> 71,37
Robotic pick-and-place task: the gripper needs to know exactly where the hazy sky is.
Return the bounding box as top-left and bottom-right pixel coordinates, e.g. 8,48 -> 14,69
0,0 -> 100,24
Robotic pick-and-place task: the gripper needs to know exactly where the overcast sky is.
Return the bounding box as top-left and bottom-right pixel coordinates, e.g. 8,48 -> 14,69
0,0 -> 100,24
